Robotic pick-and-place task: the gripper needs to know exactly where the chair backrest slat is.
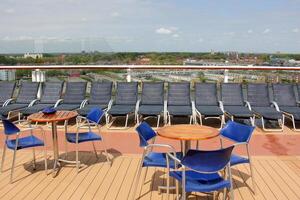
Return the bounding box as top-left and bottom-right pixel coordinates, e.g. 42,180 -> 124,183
0,82 -> 15,104
220,121 -> 255,143
168,82 -> 191,106
221,83 -> 244,106
40,82 -> 64,104
141,82 -> 164,105
63,82 -> 87,104
195,83 -> 218,106
115,82 -> 138,105
89,82 -> 112,105
16,82 -> 39,104
272,84 -> 297,107
247,83 -> 270,107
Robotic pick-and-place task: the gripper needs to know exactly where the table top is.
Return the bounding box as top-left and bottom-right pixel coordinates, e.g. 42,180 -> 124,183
157,124 -> 219,141
28,111 -> 78,123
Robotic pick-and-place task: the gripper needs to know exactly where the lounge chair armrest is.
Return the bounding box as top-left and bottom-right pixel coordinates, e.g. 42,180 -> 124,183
245,101 -> 252,110
135,100 -> 140,116
3,98 -> 15,106
107,99 -> 114,111
80,99 -> 89,109
271,101 -> 280,111
297,101 -> 300,105
28,99 -> 40,107
219,101 -> 224,112
164,100 -> 168,124
54,99 -> 63,107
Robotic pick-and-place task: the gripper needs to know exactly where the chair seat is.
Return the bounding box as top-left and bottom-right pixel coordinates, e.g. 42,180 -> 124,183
168,105 -> 192,116
55,104 -> 81,111
224,106 -> 253,118
66,132 -> 102,143
20,104 -> 54,115
0,104 -> 28,116
6,135 -> 44,150
280,106 -> 300,120
170,170 -> 230,192
78,104 -> 108,116
252,106 -> 282,120
108,104 -> 136,115
230,154 -> 249,166
138,105 -> 164,115
196,105 -> 223,116
143,152 -> 182,168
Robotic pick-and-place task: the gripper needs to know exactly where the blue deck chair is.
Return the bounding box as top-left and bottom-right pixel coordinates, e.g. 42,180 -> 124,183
137,82 -> 165,128
65,108 -> 110,173
194,83 -> 224,128
221,83 -> 255,125
0,82 -> 16,107
78,82 -> 113,117
166,82 -> 193,125
0,118 -> 47,183
0,82 -> 39,119
132,122 -> 182,200
19,82 -> 64,117
55,82 -> 87,111
106,82 -> 138,129
167,146 -> 235,200
247,83 -> 284,131
272,84 -> 300,131
220,121 -> 256,193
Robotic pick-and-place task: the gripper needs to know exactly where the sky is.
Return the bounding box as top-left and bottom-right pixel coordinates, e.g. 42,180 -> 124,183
0,0 -> 300,53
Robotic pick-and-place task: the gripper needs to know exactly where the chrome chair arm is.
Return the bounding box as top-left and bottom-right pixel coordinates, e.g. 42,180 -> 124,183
245,101 -> 252,110
54,99 -> 63,107
219,101 -> 224,112
3,98 -> 15,106
29,99 -> 40,107
271,101 -> 280,112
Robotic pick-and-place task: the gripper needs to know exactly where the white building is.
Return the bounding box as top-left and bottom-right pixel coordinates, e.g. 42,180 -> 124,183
0,70 -> 16,81
24,53 -> 43,59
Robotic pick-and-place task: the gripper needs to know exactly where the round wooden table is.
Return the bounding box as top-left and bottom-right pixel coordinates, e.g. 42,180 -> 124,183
157,124 -> 219,155
28,111 -> 78,177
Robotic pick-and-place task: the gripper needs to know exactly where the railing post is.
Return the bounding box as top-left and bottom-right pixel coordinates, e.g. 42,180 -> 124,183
126,68 -> 132,82
224,69 -> 229,83
32,69 -> 45,98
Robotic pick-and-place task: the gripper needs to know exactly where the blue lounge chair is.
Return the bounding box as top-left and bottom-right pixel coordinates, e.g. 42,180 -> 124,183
167,146 -> 235,200
137,82 -> 165,127
132,122 -> 182,200
0,118 -> 47,183
194,83 -> 224,128
0,82 -> 15,107
166,82 -> 193,125
106,82 -> 138,129
65,108 -> 110,173
220,121 -> 256,193
55,82 -> 87,111
246,83 -> 284,131
0,82 -> 39,119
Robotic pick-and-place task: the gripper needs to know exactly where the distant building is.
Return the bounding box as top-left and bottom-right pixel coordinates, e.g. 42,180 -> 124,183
24,53 -> 43,59
0,70 -> 16,81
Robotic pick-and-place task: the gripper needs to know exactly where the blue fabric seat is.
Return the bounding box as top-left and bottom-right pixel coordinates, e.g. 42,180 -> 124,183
6,135 -> 44,150
230,154 -> 249,166
252,106 -> 282,120
195,105 -> 223,116
168,105 -> 192,116
138,105 -> 164,115
0,82 -> 15,106
77,104 -> 108,116
108,104 -> 136,115
224,106 -> 253,118
66,132 -> 102,143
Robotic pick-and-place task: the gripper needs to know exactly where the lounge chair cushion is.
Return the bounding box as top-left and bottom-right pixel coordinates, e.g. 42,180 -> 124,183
224,106 -> 253,118
221,83 -> 244,106
195,83 -> 219,106
196,105 -> 223,116
138,105 -> 164,115
0,104 -> 28,116
55,104 -> 81,111
108,104 -> 136,115
168,105 -> 192,116
63,82 -> 87,104
0,82 -> 15,105
89,82 -> 112,105
40,82 -> 63,104
168,82 -> 191,106
15,82 -> 39,104
115,82 -> 138,105
141,82 -> 164,105
77,104 -> 108,116
273,84 -> 297,107
280,106 -> 300,120
20,103 -> 54,115
247,84 -> 270,107
252,106 -> 282,120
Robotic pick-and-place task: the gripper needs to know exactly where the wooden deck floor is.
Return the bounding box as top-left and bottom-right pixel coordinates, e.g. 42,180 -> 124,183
0,150 -> 299,200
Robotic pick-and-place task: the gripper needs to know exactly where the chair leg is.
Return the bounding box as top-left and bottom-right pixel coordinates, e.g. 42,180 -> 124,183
189,115 -> 193,124
32,148 -> 36,170
131,163 -> 143,200
76,144 -> 80,173
125,114 -> 129,128
1,145 -> 7,172
223,188 -> 227,200
156,115 -> 160,128
249,162 -> 256,194
10,150 -> 17,183
43,145 -> 48,174
92,141 -> 99,159
175,180 -> 179,200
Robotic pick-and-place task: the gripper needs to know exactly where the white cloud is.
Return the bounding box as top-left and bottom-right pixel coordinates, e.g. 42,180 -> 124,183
247,29 -> 253,34
4,8 -> 15,14
111,12 -> 120,17
155,27 -> 173,34
292,28 -> 299,33
198,38 -> 204,43
263,28 -> 270,34
172,34 -> 179,38
224,32 -> 235,36
81,17 -> 87,22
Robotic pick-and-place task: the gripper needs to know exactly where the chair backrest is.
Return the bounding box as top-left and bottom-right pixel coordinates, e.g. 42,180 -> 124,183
2,118 -> 20,135
167,82 -> 191,106
247,83 -> 270,107
0,82 -> 15,105
272,84 -> 297,107
16,82 -> 39,104
86,108 -> 104,124
63,82 -> 87,104
181,146 -> 234,173
220,121 -> 255,143
221,83 -> 244,106
40,82 -> 64,104
141,82 -> 164,105
195,83 -> 218,106
89,82 -> 113,105
135,122 -> 157,147
115,82 -> 138,105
